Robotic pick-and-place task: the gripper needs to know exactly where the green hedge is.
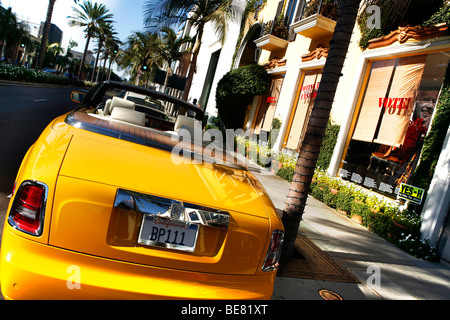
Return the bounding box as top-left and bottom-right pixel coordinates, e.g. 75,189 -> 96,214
275,120 -> 340,181
411,65 -> 450,194
308,170 -> 438,261
0,63 -> 89,87
316,119 -> 340,170
216,64 -> 270,129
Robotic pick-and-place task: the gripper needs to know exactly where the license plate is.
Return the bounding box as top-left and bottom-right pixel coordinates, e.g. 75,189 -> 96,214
138,215 -> 199,252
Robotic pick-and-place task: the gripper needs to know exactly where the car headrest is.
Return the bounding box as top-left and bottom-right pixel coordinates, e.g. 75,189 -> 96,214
105,97 -> 135,115
174,115 -> 196,131
110,107 -> 145,126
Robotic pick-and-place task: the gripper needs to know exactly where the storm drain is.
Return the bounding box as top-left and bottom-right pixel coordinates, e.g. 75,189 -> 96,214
318,289 -> 343,300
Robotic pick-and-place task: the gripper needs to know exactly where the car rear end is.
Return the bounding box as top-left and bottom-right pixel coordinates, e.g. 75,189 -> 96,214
0,113 -> 284,299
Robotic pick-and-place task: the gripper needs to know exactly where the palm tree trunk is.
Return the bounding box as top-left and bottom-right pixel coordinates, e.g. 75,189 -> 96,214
108,58 -> 113,80
13,35 -> 22,63
181,25 -> 204,102
37,0 -> 56,70
163,66 -> 173,94
78,35 -> 91,79
281,0 -> 361,259
101,54 -> 108,81
91,42 -> 102,82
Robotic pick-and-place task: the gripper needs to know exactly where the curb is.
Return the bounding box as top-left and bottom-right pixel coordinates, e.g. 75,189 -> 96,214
0,79 -> 88,90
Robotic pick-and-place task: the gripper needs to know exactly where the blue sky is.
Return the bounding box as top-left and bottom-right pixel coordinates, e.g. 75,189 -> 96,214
7,0 -> 150,75
8,0 -> 149,50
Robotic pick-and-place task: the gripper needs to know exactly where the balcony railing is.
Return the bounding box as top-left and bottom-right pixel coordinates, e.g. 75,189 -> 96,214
260,0 -> 341,40
255,0 -> 342,50
291,0 -> 342,39
297,0 -> 341,22
261,19 -> 290,41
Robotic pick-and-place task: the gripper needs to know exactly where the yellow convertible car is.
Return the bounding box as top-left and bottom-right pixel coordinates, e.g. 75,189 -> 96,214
0,81 -> 284,300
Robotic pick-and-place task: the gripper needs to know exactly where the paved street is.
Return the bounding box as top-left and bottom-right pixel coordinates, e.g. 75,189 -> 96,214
0,82 -> 79,300
0,193 -> 6,240
0,83 -> 79,193
0,192 -> 7,300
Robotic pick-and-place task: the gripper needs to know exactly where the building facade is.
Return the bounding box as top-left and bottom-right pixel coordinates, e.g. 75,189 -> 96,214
70,49 -> 96,67
186,0 -> 450,263
182,1 -> 247,110
38,22 -> 63,46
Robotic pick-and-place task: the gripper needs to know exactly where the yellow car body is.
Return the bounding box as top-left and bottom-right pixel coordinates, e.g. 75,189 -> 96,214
0,81 -> 283,300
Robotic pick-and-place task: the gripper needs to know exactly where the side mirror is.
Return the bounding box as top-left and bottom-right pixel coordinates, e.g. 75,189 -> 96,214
71,91 -> 86,103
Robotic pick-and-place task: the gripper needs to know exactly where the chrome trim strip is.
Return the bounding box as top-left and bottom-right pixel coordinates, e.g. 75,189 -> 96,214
114,189 -> 230,229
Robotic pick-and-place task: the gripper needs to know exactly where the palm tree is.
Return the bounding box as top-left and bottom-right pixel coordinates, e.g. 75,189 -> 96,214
55,40 -> 76,72
160,26 -> 191,92
17,32 -> 35,66
9,17 -> 29,63
119,31 -> 163,86
280,0 -> 361,259
68,0 -> 114,79
98,35 -> 120,82
102,37 -> 122,81
143,0 -> 235,101
37,0 -> 56,70
47,42 -> 63,69
0,7 -> 18,60
91,21 -> 116,82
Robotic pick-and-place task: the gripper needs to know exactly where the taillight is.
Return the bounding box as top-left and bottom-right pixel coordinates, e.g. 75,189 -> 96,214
8,181 -> 47,236
262,229 -> 284,271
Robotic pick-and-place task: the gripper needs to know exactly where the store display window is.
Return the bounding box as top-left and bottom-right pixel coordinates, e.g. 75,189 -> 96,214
340,51 -> 449,199
284,68 -> 322,150
253,75 -> 285,135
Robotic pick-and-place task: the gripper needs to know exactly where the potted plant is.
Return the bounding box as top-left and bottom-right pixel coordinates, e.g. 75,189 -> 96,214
258,145 -> 272,168
271,152 -> 282,174
328,177 -> 341,194
335,188 -> 353,216
389,209 -> 421,241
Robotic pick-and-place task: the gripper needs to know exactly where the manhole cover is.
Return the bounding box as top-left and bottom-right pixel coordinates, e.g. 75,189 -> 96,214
318,289 -> 343,300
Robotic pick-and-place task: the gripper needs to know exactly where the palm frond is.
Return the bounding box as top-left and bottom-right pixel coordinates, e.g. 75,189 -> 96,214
143,0 -> 198,30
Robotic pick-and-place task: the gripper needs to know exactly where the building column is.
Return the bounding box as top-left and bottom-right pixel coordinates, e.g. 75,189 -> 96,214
420,126 -> 450,247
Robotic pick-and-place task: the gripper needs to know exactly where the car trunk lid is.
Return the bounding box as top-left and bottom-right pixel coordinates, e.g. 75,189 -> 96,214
49,134 -> 270,275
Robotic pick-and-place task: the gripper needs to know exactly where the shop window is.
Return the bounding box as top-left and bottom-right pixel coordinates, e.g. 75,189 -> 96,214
284,68 -> 322,150
341,51 -> 450,199
253,76 -> 285,135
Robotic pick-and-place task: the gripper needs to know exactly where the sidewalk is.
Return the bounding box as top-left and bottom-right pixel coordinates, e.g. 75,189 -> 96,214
246,161 -> 450,300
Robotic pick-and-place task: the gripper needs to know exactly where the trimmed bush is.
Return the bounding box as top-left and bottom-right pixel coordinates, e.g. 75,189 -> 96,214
316,120 -> 340,170
216,64 -> 270,129
335,191 -> 353,214
0,63 -> 90,87
276,165 -> 295,182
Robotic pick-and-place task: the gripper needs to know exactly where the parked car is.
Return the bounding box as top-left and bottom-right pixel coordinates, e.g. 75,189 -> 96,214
0,81 -> 284,299
63,73 -> 78,80
42,68 -> 58,74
